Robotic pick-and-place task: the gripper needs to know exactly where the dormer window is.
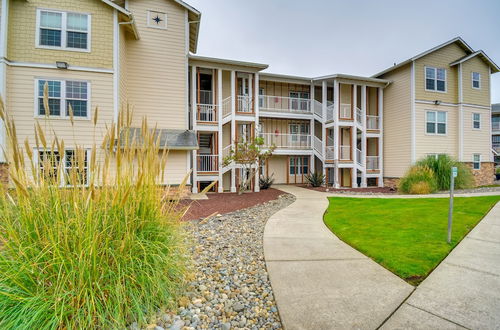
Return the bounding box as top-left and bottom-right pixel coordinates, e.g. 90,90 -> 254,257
425,67 -> 446,92
37,9 -> 91,51
472,72 -> 481,89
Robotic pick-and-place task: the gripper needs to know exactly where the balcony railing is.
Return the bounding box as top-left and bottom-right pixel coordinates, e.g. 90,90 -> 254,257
326,146 -> 335,160
326,103 -> 335,122
259,95 -> 312,114
197,104 -> 217,122
367,115 -> 380,130
340,145 -> 351,160
367,156 -> 380,170
222,145 -> 232,164
197,154 -> 219,173
222,97 -> 232,118
356,107 -> 362,124
356,148 -> 362,165
237,95 -> 252,113
313,136 -> 322,155
260,133 -> 311,149
313,100 -> 323,117
493,143 -> 500,152
339,104 -> 352,119
493,121 -> 500,131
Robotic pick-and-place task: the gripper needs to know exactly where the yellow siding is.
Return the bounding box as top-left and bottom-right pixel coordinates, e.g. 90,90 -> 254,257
414,103 -> 458,159
259,81 -> 309,97
125,0 -> 188,129
222,70 -> 231,100
119,27 -> 128,109
162,150 -> 189,185
267,156 -> 288,184
7,0 -> 114,69
260,118 -> 309,134
339,83 -> 352,105
461,56 -> 490,107
414,43 -> 466,103
380,64 -> 412,177
462,106 -> 491,162
222,122 -> 231,146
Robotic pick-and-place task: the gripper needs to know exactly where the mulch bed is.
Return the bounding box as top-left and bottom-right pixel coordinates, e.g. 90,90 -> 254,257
299,184 -> 397,194
180,188 -> 285,221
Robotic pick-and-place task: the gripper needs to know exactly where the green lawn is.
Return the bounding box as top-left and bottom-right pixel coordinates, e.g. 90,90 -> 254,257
324,196 -> 500,285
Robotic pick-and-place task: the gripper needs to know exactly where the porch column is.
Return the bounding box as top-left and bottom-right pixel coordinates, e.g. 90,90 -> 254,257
254,73 -> 260,192
310,81 -> 315,172
361,85 -> 367,187
378,87 -> 384,187
191,66 -> 198,193
217,69 -> 223,192
351,126 -> 357,187
321,81 -> 327,178
333,80 -> 340,188
230,70 -> 237,192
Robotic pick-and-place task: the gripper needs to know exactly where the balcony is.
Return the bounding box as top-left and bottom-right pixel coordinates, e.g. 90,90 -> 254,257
367,115 -> 380,130
259,95 -> 312,114
260,133 -> 311,149
197,90 -> 217,123
367,156 -> 380,171
237,95 -> 253,113
340,145 -> 351,160
493,121 -> 500,133
197,154 -> 219,173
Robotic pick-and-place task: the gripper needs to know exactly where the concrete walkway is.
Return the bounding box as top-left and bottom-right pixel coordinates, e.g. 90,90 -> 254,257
264,185 -> 414,329
265,185 -> 500,329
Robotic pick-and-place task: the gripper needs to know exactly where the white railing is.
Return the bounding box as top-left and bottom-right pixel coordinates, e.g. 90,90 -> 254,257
197,104 -> 217,122
222,96 -> 232,118
356,148 -> 362,165
340,145 -> 351,160
326,103 -> 335,122
259,133 -> 311,149
356,107 -> 362,124
197,154 -> 219,173
493,143 -> 500,152
339,103 -> 352,119
492,121 -> 500,131
313,100 -> 323,117
237,95 -> 252,113
367,156 -> 380,170
367,115 -> 380,130
199,90 -> 213,105
259,95 -> 312,113
326,146 -> 335,160
222,145 -> 232,163
313,136 -> 322,154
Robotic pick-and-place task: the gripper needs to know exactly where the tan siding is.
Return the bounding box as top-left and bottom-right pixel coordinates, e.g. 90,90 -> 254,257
8,0 -> 114,68
222,122 -> 230,146
162,150 -> 188,185
267,155 -> 288,184
380,64 -> 412,177
259,81 -> 309,97
126,0 -> 188,129
339,83 -> 352,105
260,118 -> 309,134
462,106 -> 491,162
119,27 -> 128,109
414,43 -> 466,103
461,56 -> 490,107
222,70 -> 231,100
415,103 -> 458,159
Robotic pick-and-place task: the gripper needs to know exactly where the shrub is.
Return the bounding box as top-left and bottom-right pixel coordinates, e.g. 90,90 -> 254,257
0,98 -> 188,329
260,174 -> 274,189
416,155 -> 473,190
398,165 -> 438,194
305,171 -> 325,187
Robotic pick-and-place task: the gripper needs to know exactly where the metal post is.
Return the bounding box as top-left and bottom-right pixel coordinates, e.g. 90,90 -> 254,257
447,168 -> 455,244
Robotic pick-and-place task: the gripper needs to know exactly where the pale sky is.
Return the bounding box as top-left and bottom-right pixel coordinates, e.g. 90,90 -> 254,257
187,0 -> 500,103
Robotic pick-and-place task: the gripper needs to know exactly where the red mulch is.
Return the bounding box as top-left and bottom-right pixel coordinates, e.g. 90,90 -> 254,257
299,184 -> 397,194
179,188 -> 285,221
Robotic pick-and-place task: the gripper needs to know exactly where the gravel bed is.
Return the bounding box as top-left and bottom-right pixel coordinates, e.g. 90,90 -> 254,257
451,186 -> 500,194
143,193 -> 295,330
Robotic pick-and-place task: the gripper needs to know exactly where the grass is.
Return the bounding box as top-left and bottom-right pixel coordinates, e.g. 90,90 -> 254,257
324,196 -> 500,285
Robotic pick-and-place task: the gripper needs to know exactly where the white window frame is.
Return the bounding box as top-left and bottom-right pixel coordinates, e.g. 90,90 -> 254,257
472,113 -> 481,130
471,72 -> 481,90
35,78 -> 91,120
424,66 -> 447,93
426,153 -> 447,160
147,10 -> 168,30
35,8 -> 91,52
289,123 -> 310,143
35,148 -> 91,187
473,154 -> 481,170
425,110 -> 447,135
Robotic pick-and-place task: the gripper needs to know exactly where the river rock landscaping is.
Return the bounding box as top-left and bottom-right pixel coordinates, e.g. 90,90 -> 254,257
143,193 -> 295,330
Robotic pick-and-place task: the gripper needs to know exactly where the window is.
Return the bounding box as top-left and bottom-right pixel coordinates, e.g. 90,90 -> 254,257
472,113 -> 481,129
36,79 -> 89,119
289,123 -> 310,144
426,153 -> 446,160
472,72 -> 481,89
37,9 -> 90,51
258,88 -> 265,108
289,156 -> 309,175
426,111 -> 447,135
37,149 -> 89,186
425,67 -> 446,92
473,154 -> 481,170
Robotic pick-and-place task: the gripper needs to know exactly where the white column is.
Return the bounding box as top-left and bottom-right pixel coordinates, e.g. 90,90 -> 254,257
230,70 -> 237,192
310,82 -> 315,172
191,66 -> 198,193
352,126 -> 357,187
458,63 -> 463,161
253,73 -> 260,192
378,87 -> 384,187
217,69 -> 223,192
333,80 -> 340,188
361,85 -> 367,187
321,81 -> 327,179
0,0 -> 9,164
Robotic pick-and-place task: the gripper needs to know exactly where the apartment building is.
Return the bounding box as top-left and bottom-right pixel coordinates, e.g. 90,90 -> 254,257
0,0 -> 497,191
493,103 -> 500,165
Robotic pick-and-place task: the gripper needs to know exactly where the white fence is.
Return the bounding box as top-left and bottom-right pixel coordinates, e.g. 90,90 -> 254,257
259,95 -> 312,113
366,156 -> 380,170
367,115 -> 380,130
237,95 -> 252,113
197,104 -> 217,122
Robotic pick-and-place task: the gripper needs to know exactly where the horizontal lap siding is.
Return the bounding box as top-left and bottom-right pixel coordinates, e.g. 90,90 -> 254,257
267,156 -> 288,184
462,106 -> 491,162
462,56 -> 490,107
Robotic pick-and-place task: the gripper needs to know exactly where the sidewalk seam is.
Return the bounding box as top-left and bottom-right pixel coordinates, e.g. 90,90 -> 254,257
444,262 -> 500,278
375,288 -> 416,330
404,303 -> 472,330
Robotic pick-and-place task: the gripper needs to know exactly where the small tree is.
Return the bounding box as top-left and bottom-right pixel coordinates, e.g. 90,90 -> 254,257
223,137 -> 275,194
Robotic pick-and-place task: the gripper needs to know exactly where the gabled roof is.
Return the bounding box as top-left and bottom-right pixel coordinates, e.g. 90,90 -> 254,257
373,37 -> 475,78
450,50 -> 500,73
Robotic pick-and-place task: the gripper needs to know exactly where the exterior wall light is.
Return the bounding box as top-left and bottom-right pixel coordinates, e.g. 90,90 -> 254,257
434,100 -> 441,105
56,61 -> 69,69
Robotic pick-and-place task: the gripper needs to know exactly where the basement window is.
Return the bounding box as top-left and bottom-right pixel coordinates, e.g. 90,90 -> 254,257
473,154 -> 481,170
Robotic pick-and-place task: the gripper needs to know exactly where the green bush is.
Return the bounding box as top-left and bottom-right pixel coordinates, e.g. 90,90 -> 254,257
398,165 -> 438,194
305,171 -> 325,187
0,99 -> 188,329
260,174 -> 274,189
416,155 -> 473,190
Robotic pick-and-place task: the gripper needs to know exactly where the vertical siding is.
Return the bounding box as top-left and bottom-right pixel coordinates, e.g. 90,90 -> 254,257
260,118 -> 309,134
267,155 -> 288,184
126,0 -> 188,129
339,83 -> 352,105
380,64 -> 412,177
462,106 -> 491,162
461,56 -> 490,107
259,81 -> 310,97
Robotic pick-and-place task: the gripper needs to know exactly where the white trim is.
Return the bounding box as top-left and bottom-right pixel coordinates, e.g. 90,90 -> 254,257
146,10 -> 168,30
424,66 -> 447,93
34,78 -> 91,120
473,153 -> 481,170
471,72 -> 481,90
490,67 -> 494,162
35,148 -> 91,187
2,59 -> 113,73
0,0 -> 8,163
472,112 -> 481,130
113,10 -> 119,123
410,61 -> 416,163
425,110 -> 447,136
35,8 -> 92,53
458,62 -> 463,161
184,10 -> 189,130
415,99 -> 491,110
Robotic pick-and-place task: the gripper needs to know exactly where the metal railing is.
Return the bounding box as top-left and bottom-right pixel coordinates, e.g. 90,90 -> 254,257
356,107 -> 362,124
237,95 -> 252,113
339,103 -> 352,119
326,103 -> 335,122
313,100 -> 323,117
340,145 -> 351,160
222,97 -> 232,118
197,104 -> 217,122
326,146 -> 335,160
259,95 -> 312,113
367,156 -> 380,170
259,133 -> 311,149
356,148 -> 362,165
222,145 -> 232,164
367,115 -> 380,130
197,154 -> 219,173
313,136 -> 322,154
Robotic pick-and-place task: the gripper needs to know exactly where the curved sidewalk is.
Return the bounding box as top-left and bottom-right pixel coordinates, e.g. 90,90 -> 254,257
264,185 -> 414,329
